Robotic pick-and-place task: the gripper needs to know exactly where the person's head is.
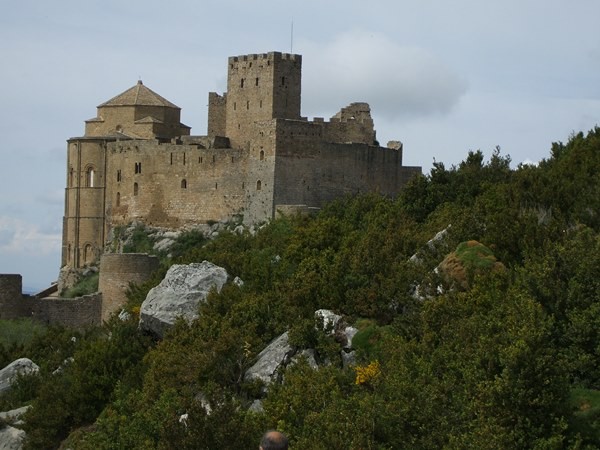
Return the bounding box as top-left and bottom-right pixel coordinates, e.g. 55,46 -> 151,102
259,430 -> 288,450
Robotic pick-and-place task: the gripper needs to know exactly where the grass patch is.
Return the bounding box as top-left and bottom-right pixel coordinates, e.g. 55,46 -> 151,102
0,318 -> 48,348
455,240 -> 498,270
123,225 -> 155,254
62,272 -> 99,298
569,388 -> 600,446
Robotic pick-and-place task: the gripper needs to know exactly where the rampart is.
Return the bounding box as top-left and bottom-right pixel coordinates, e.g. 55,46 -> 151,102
31,294 -> 102,328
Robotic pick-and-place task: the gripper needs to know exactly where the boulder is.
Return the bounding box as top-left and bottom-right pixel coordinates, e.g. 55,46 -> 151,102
139,261 -> 228,338
315,309 -> 342,331
0,426 -> 25,450
244,332 -> 294,385
0,406 -> 31,427
0,359 -> 39,394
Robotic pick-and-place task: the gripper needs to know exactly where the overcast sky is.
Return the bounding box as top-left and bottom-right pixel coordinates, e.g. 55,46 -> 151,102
1,0 -> 599,290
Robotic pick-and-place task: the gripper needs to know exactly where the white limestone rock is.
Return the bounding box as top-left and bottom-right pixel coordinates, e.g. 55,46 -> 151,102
315,309 -> 342,332
0,425 -> 25,450
0,406 -> 31,426
0,359 -> 39,394
139,261 -> 228,338
244,332 -> 294,385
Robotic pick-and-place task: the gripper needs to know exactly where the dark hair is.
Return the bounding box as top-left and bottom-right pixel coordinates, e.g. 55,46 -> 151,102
260,430 -> 289,450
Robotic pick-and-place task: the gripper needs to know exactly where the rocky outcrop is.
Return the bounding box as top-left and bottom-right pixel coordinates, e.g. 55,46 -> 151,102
244,309 -> 359,389
139,261 -> 228,338
244,332 -> 294,385
0,425 -> 25,450
0,359 -> 39,394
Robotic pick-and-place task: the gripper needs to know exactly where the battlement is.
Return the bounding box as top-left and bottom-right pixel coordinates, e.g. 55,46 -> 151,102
228,52 -> 301,65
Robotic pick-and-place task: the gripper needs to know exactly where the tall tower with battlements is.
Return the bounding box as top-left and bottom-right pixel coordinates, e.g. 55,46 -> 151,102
208,52 -> 302,149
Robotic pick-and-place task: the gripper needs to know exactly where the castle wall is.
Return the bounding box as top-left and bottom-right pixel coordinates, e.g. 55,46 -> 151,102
31,294 -> 102,328
0,275 -> 30,320
98,253 -> 160,321
273,123 -> 420,208
322,103 -> 376,145
104,141 -> 257,229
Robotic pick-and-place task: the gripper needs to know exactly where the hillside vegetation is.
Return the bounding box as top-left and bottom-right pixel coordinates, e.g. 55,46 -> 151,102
1,128 -> 599,449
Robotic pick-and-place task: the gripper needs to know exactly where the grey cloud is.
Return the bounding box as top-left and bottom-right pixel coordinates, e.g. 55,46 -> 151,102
300,31 -> 467,120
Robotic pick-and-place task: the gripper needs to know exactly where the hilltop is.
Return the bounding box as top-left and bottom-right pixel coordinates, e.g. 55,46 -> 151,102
0,127 -> 598,449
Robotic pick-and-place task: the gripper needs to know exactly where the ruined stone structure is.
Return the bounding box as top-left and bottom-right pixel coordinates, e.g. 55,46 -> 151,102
62,51 -> 421,270
0,253 -> 159,326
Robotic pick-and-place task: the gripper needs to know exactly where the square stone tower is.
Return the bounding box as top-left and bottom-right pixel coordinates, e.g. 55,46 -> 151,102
221,52 -> 302,149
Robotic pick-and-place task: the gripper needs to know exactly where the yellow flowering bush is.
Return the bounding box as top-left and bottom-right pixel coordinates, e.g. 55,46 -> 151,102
354,360 -> 381,385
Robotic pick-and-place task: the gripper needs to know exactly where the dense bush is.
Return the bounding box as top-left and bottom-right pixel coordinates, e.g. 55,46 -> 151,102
1,127 -> 598,449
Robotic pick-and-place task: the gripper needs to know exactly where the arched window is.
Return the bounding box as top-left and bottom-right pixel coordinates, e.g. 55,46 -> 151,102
116,192 -> 121,206
86,166 -> 95,187
133,182 -> 139,196
181,179 -> 187,189
256,180 -> 262,191
259,150 -> 265,161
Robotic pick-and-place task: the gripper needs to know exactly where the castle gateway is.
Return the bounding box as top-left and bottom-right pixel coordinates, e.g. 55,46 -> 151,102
62,52 -> 421,269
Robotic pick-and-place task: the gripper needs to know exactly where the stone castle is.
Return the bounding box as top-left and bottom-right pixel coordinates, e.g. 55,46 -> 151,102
63,51 -> 421,269
1,51 -> 421,326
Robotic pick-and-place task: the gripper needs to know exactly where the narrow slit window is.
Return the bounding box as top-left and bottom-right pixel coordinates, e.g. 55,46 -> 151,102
256,180 -> 262,191
133,182 -> 139,196
86,167 -> 95,187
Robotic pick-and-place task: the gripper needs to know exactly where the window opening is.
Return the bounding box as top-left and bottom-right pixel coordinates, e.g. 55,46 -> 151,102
133,182 -> 139,196
256,180 -> 262,190
181,179 -> 187,189
240,78 -> 244,88
86,167 -> 95,187
255,77 -> 259,86
260,150 -> 265,161
116,192 -> 121,206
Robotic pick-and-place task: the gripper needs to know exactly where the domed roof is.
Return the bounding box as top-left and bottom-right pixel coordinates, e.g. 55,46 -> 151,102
98,80 -> 180,109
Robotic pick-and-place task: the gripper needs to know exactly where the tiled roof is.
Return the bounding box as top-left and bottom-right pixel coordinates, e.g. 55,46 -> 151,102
98,81 -> 180,109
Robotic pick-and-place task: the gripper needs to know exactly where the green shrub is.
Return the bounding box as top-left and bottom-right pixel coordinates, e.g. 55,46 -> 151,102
0,318 -> 47,348
62,272 -> 99,298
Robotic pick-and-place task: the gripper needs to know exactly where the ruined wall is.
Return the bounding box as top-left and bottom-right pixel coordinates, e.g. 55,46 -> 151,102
31,294 -> 102,328
208,92 -> 227,138
0,275 -> 30,320
322,103 -> 376,145
98,253 -> 161,321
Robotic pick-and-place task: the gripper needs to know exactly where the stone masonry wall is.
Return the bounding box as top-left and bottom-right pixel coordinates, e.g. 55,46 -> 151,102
31,294 -> 102,329
98,253 -> 161,321
0,274 -> 29,320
